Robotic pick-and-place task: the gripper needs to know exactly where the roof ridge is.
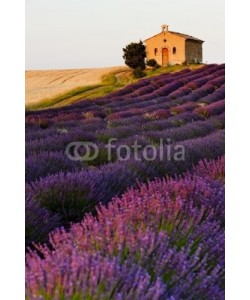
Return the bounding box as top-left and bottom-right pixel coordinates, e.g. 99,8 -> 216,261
144,30 -> 204,43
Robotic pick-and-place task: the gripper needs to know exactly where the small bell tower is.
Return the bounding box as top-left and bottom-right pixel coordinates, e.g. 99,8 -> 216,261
161,24 -> 169,33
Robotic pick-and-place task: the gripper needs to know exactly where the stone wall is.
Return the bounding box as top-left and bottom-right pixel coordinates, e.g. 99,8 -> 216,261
185,40 -> 203,63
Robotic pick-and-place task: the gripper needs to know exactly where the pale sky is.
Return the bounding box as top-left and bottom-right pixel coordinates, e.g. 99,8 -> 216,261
26,0 -> 224,70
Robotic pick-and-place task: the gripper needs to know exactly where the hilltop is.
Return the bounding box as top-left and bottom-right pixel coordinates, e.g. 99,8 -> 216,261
25,64 -> 203,110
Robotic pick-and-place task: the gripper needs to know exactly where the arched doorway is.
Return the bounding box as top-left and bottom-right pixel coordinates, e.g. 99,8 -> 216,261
162,48 -> 169,66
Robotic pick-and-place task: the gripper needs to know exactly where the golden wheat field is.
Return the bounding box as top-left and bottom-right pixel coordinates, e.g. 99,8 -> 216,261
25,66 -> 128,106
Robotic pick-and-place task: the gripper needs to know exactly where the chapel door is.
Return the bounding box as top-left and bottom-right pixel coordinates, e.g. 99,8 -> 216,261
162,48 -> 169,66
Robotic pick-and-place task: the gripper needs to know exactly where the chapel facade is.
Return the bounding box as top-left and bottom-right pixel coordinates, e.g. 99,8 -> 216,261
144,25 -> 204,66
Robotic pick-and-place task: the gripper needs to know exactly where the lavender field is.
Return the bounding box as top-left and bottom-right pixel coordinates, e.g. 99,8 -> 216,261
25,64 -> 225,299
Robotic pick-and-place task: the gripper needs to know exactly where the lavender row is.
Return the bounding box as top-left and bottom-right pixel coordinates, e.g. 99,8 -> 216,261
25,65 -> 225,129
26,112 -> 223,180
103,64 -> 223,99
25,64 -> 224,123
26,113 -> 224,184
145,114 -> 224,144
26,130 -> 224,240
26,157 -> 224,299
105,72 -> 224,113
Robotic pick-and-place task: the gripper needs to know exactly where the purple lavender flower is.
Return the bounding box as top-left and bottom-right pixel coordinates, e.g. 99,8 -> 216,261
25,64 -> 225,299
26,157 -> 225,299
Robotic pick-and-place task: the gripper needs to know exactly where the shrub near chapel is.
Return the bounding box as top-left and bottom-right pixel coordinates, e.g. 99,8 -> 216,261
123,41 -> 147,77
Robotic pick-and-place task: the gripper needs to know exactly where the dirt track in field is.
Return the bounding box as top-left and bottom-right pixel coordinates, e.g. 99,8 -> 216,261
25,66 -> 128,106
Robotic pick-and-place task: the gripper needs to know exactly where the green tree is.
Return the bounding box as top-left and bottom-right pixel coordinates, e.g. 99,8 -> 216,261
122,41 -> 146,70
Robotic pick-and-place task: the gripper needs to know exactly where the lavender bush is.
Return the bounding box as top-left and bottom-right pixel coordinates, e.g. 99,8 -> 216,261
25,64 -> 225,297
26,157 -> 225,299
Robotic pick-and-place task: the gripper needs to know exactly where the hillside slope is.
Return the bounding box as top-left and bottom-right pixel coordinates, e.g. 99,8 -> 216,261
26,63 -> 225,244
25,64 -> 202,110
26,64 -> 225,299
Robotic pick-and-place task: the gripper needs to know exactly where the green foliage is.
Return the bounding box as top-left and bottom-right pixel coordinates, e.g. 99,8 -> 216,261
147,59 -> 161,70
147,59 -> 158,67
123,41 -> 146,70
133,68 -> 146,79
